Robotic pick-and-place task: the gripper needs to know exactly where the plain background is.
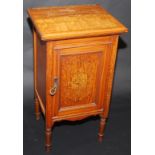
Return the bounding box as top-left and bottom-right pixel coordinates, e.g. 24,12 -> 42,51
23,0 -> 131,155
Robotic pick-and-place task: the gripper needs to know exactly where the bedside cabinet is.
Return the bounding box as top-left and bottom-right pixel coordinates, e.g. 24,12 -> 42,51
27,4 -> 128,152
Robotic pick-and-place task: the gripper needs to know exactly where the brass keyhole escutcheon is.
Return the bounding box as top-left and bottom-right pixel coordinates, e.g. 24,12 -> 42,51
50,77 -> 58,96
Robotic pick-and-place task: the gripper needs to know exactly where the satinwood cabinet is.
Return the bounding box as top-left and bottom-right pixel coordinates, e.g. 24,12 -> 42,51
27,4 -> 128,152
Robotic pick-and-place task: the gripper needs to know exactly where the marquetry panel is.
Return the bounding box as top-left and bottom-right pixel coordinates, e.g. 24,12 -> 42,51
60,52 -> 102,107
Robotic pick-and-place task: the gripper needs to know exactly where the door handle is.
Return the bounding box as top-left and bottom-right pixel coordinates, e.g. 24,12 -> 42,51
50,77 -> 58,96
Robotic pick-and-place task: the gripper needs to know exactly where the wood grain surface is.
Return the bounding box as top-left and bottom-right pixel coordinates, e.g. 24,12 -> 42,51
28,4 -> 127,40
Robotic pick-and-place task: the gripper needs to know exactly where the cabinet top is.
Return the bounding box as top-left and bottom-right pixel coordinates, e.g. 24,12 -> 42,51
27,4 -> 128,41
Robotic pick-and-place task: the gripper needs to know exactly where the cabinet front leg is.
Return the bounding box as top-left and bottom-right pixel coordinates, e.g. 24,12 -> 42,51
98,117 -> 106,142
45,127 -> 52,152
34,98 -> 40,120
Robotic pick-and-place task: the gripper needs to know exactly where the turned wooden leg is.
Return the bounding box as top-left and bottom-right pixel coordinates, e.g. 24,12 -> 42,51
45,128 -> 52,152
98,117 -> 106,142
34,98 -> 40,120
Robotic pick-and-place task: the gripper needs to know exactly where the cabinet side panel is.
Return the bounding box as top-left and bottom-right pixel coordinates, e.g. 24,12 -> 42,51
36,34 -> 46,107
102,35 -> 119,118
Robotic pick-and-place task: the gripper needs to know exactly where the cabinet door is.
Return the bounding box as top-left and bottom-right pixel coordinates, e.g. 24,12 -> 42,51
52,44 -> 112,118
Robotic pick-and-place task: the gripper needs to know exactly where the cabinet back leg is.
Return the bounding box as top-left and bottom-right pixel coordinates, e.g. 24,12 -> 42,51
34,98 -> 40,120
98,117 -> 106,142
45,128 -> 52,152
